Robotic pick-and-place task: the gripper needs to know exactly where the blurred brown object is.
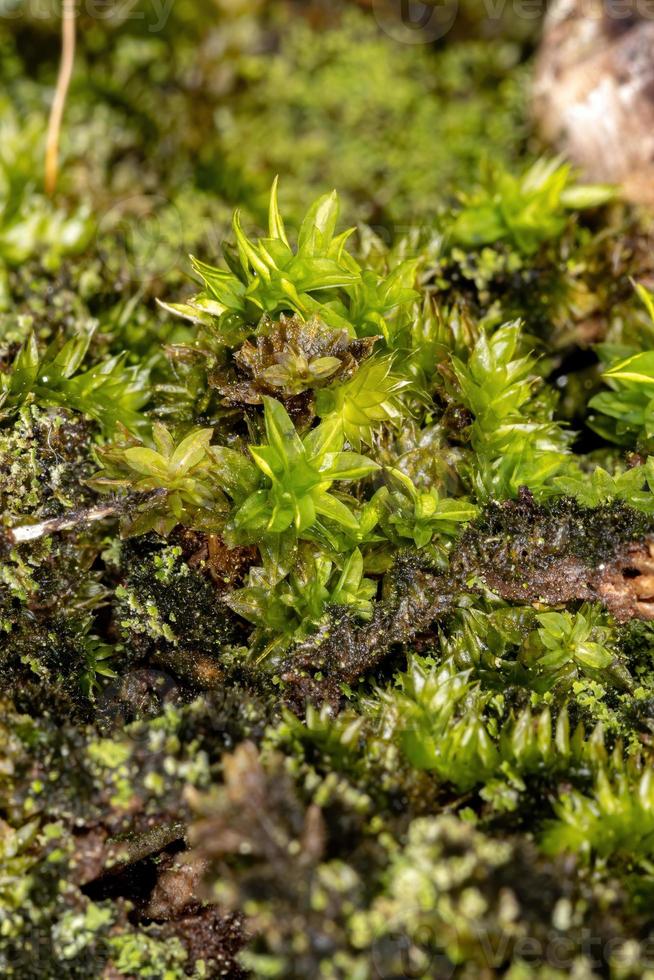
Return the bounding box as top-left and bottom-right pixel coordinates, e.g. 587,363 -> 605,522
533,0 -> 654,203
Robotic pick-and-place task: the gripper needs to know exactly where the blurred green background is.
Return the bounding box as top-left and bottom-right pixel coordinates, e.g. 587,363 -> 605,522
0,0 -> 543,305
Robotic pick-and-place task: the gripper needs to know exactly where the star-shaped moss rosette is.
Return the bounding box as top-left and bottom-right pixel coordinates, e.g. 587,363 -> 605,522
221,396 -> 380,545
160,179 -> 419,344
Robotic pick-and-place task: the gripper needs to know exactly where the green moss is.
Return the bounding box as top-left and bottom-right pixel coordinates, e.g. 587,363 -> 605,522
107,931 -> 189,979
5,3 -> 654,976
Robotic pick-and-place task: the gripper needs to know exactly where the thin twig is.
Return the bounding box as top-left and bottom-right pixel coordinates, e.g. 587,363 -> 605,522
9,503 -> 121,543
45,0 -> 76,196
6,490 -> 166,544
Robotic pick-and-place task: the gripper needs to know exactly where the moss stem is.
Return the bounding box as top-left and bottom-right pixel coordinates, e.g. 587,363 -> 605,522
45,0 -> 76,196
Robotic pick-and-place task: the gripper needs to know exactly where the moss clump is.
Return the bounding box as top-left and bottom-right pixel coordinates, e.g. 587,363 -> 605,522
0,404 -> 96,521
114,537 -> 238,685
6,3 -> 654,977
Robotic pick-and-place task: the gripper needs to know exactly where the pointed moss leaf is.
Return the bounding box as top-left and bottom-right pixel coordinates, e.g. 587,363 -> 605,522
262,397 -> 304,463
210,446 -> 260,500
321,452 -> 379,481
298,190 -> 339,254
122,447 -> 171,478
268,176 -> 290,246
604,352 -> 654,386
170,428 -> 214,474
313,492 -> 360,531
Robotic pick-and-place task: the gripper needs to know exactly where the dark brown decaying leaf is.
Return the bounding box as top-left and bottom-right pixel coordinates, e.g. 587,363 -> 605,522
282,555 -> 454,707
214,314 -> 378,410
455,493 -> 654,621
189,740 -> 326,891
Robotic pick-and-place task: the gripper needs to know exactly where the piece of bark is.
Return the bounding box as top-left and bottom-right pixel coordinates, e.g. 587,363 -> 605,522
455,494 -> 654,621
283,495 -> 654,705
533,0 -> 654,203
